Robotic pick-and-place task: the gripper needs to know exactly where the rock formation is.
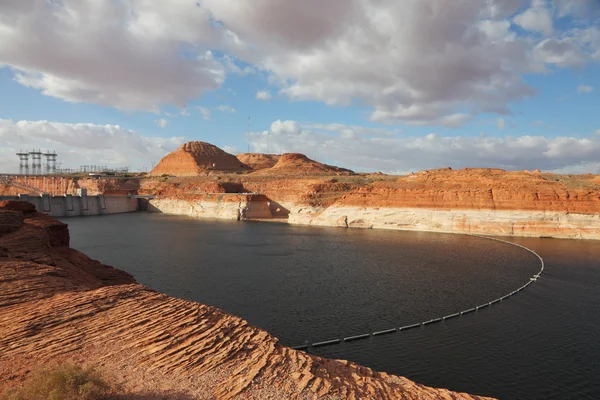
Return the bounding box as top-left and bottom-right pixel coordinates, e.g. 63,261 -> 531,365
140,166 -> 600,239
0,176 -> 141,196
236,153 -> 281,170
150,142 -> 251,177
0,201 -> 491,399
255,153 -> 354,176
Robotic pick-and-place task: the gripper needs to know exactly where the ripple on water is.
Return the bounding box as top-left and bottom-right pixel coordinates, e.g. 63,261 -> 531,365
64,213 -> 600,400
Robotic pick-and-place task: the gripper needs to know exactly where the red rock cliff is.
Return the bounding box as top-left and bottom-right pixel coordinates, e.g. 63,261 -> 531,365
332,168 -> 600,213
150,141 -> 251,177
0,201 -> 492,399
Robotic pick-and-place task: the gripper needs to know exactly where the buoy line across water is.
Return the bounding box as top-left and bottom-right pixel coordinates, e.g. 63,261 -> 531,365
291,234 -> 545,350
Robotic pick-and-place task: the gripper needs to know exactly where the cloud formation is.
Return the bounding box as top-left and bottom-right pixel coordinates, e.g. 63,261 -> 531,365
514,0 -> 554,36
256,91 -> 272,101
198,107 -> 212,120
207,0 -> 598,125
497,118 -> 506,131
0,1 -> 228,112
246,120 -> 600,174
577,85 -> 595,93
155,119 -> 169,128
0,119 -> 184,173
216,105 -> 236,113
1,1 -> 599,127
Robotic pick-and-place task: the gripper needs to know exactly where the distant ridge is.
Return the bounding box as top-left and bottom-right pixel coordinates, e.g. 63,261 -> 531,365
236,153 -> 281,170
254,153 -> 354,176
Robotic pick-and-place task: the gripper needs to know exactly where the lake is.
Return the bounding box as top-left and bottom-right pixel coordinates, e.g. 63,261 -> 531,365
64,213 -> 600,399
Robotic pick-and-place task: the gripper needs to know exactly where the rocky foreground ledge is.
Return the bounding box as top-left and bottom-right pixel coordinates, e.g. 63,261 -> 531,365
0,201 -> 492,399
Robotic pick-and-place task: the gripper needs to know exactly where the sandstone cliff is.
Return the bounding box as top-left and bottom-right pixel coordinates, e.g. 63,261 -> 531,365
0,201 -> 491,399
150,141 -> 251,176
236,153 -> 281,170
140,168 -> 600,239
254,153 -> 355,176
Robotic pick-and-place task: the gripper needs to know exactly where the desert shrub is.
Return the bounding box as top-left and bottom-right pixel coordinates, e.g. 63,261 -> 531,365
4,364 -> 110,400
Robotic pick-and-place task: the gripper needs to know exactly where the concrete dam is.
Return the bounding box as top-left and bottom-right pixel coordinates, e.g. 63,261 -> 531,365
0,191 -> 139,217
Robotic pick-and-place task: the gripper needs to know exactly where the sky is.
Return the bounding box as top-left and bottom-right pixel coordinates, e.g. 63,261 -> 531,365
0,0 -> 599,174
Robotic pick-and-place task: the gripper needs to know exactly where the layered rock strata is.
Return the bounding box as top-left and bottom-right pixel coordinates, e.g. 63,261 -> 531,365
288,206 -> 600,239
144,168 -> 600,239
253,153 -> 354,176
236,153 -> 281,170
150,142 -> 251,176
148,194 -> 272,220
1,201 -> 490,399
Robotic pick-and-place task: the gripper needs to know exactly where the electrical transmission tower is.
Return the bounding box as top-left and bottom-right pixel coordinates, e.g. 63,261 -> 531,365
16,151 -> 30,175
29,149 -> 43,175
43,151 -> 58,175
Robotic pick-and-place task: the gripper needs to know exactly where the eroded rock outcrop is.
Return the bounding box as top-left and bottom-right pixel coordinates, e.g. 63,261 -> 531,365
236,153 -> 281,170
141,167 -> 600,239
0,202 -> 490,399
150,141 -> 251,176
254,153 -> 355,176
284,169 -> 600,239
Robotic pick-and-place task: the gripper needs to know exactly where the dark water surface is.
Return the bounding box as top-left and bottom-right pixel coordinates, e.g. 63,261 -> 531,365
64,213 -> 600,399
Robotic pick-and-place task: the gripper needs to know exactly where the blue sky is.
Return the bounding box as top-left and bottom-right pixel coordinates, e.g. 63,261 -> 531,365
0,0 -> 599,173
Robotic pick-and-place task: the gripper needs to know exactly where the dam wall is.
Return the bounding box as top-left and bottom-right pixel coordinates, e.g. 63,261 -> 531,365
0,193 -> 138,217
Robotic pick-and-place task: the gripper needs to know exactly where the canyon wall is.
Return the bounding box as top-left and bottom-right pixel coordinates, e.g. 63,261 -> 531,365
0,201 -> 490,399
148,195 -> 272,220
288,206 -> 600,239
142,169 -> 600,240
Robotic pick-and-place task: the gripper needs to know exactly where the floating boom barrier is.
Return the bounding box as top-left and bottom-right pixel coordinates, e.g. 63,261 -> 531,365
290,235 -> 545,351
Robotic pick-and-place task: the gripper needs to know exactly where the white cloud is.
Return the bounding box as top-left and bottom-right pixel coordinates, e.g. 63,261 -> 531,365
514,0 -> 553,36
155,118 -> 168,128
533,38 -> 590,68
304,123 -> 400,137
222,145 -> 238,154
478,20 -> 514,41
221,55 -> 256,76
198,107 -> 211,120
595,129 -> 600,135
1,1 -> 599,128
204,0 -> 554,125
0,1 -> 228,112
497,117 -> 506,131
554,0 -> 600,19
485,0 -> 529,19
270,120 -> 302,136
0,119 -> 184,173
439,114 -> 473,129
246,119 -> 600,173
211,0 -> 599,125
180,109 -> 191,116
256,91 -> 272,100
577,85 -> 594,93
216,105 -> 236,113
